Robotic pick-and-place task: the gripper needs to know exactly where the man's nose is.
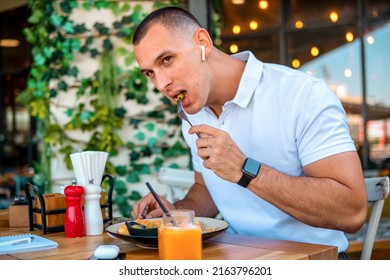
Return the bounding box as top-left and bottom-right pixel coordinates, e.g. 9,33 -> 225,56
154,71 -> 172,92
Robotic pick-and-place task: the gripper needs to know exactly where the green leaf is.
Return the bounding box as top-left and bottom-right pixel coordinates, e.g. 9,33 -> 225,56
129,151 -> 139,161
128,190 -> 142,201
147,137 -> 157,148
114,194 -> 128,205
57,81 -> 68,91
121,3 -> 130,12
134,131 -> 145,141
68,67 -> 79,77
144,122 -> 154,132
114,180 -> 127,195
28,9 -> 44,24
126,171 -> 140,183
139,164 -> 151,175
115,165 -> 127,176
50,14 -> 64,27
80,111 -> 92,122
82,2 -> 91,10
157,129 -> 167,139
63,21 -> 75,34
102,38 -> 113,50
64,108 -> 73,117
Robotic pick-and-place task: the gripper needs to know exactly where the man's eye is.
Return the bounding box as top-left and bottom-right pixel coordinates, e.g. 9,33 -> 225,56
163,56 -> 172,64
145,70 -> 154,77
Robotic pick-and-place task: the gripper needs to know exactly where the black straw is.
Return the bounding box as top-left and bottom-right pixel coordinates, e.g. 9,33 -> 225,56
145,182 -> 171,217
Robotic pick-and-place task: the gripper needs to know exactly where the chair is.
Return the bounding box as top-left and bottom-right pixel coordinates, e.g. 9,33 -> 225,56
359,176 -> 390,259
157,167 -> 194,203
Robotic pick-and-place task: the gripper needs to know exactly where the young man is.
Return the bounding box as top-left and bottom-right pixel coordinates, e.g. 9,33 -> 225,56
131,7 -> 367,253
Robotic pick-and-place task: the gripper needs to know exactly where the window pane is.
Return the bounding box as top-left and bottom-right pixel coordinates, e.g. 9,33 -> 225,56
286,0 -> 358,29
221,34 -> 279,63
222,0 -> 280,37
365,0 -> 390,18
365,20 -> 390,164
365,21 -> 390,107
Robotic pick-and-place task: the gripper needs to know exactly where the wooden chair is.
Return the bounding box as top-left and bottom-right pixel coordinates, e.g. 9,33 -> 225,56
359,176 -> 390,259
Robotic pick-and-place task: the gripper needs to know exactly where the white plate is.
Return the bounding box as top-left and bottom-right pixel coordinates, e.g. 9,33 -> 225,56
106,217 -> 229,248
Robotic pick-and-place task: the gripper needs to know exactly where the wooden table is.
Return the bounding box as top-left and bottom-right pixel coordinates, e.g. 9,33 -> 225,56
0,210 -> 337,260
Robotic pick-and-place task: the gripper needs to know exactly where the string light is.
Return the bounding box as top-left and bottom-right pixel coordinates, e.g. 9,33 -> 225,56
367,35 -> 375,45
344,69 -> 352,78
345,32 -> 354,42
259,0 -> 268,10
292,59 -> 301,68
311,46 -> 319,57
230,44 -> 239,53
295,20 -> 304,29
232,25 -> 241,34
249,21 -> 259,30
329,11 -> 339,23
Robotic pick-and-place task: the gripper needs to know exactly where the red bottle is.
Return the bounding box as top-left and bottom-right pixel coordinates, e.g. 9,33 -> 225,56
64,181 -> 85,238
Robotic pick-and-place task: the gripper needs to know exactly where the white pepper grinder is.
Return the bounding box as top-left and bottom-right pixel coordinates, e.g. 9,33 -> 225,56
84,178 -> 104,235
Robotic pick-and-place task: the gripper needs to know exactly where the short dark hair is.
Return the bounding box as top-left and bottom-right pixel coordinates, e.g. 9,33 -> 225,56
133,7 -> 202,45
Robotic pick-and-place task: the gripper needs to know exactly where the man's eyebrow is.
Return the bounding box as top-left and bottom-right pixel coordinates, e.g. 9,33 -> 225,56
139,51 -> 169,74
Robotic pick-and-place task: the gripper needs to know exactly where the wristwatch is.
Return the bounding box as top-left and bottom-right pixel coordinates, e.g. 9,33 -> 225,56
237,157 -> 261,188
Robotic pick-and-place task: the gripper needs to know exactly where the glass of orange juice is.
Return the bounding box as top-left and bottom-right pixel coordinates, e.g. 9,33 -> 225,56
158,209 -> 202,260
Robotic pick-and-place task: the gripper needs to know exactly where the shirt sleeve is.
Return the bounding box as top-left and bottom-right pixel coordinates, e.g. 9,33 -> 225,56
292,78 -> 356,166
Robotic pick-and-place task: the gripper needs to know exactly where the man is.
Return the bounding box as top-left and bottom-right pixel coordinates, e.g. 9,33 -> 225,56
131,6 -> 367,254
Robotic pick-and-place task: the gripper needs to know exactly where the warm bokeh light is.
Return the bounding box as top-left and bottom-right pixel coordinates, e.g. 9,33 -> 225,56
310,46 -> 319,57
295,20 -> 304,29
249,21 -> 259,30
259,0 -> 268,10
344,68 -> 352,78
0,39 -> 20,47
292,59 -> 301,68
345,32 -> 354,42
230,44 -> 239,53
367,35 -> 375,45
232,0 -> 245,4
329,11 -> 339,23
232,25 -> 241,34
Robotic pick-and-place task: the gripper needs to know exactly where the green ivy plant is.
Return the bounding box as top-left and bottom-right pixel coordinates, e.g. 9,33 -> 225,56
18,0 -> 222,217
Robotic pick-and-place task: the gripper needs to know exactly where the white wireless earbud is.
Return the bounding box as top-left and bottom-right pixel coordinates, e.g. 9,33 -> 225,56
200,45 -> 206,62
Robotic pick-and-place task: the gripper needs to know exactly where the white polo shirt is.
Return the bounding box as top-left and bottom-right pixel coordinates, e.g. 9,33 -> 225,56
182,51 -> 355,252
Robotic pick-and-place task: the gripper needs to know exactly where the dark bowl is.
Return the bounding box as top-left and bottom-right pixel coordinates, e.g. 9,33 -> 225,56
125,220 -> 158,236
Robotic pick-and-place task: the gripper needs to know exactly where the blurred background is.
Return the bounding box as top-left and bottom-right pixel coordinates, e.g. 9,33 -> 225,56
0,0 -> 389,212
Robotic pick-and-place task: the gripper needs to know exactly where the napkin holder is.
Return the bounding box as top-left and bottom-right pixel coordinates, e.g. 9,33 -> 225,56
24,174 -> 115,234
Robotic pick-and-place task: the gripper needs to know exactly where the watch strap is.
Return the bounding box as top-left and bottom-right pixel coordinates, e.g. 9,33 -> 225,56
237,174 -> 252,188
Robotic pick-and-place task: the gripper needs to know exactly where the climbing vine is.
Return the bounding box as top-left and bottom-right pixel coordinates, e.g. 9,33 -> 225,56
18,0 -> 188,217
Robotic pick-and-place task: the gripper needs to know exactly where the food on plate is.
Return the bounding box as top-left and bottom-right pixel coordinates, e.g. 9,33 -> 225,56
117,223 -> 130,235
117,218 -> 218,236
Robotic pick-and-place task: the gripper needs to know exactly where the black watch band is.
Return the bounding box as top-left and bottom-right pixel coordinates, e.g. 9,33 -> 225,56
237,158 -> 261,188
237,175 -> 253,188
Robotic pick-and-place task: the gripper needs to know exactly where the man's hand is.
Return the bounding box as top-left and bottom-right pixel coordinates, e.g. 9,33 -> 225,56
189,124 -> 246,183
131,192 -> 175,219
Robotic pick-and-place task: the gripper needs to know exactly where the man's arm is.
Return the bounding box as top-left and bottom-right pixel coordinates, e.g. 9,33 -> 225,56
190,124 -> 368,234
248,151 -> 367,234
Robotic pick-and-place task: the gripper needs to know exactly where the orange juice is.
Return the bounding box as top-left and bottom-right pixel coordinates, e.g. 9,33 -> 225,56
158,210 -> 202,260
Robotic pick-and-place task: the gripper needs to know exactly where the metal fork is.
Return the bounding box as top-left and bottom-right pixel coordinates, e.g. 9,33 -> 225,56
177,101 -> 200,138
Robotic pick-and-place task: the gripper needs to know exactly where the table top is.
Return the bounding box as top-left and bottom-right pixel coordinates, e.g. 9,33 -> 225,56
0,210 -> 337,260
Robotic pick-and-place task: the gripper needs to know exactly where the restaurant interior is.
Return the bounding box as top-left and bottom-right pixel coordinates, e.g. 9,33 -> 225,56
0,0 -> 389,260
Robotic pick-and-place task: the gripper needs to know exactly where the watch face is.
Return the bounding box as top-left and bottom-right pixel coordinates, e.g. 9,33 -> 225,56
244,158 -> 261,177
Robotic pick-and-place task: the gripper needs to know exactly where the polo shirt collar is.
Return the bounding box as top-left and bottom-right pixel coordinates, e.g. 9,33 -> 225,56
231,51 -> 263,109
